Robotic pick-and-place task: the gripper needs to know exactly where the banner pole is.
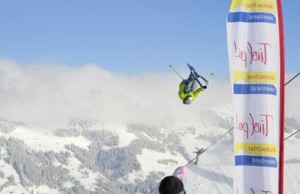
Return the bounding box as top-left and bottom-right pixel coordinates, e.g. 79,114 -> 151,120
277,0 -> 285,193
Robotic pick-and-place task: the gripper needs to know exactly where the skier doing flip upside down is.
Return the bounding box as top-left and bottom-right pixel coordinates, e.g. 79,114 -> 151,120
177,64 -> 209,105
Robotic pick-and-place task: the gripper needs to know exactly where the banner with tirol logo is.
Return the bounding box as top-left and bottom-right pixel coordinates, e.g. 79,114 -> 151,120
227,0 -> 285,194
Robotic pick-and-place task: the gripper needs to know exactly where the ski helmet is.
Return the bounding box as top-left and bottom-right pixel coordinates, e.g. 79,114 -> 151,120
183,96 -> 193,105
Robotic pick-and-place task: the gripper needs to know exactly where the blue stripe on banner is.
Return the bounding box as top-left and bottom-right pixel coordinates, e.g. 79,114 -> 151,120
235,155 -> 277,168
234,84 -> 276,95
228,12 -> 276,24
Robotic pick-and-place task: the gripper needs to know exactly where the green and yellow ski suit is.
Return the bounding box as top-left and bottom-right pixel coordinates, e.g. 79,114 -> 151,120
178,82 -> 203,103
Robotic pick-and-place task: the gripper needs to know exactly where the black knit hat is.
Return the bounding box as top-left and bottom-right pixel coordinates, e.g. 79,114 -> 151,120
159,176 -> 184,194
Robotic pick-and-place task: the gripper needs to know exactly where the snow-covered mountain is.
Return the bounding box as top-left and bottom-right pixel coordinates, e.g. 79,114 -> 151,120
0,109 -> 300,194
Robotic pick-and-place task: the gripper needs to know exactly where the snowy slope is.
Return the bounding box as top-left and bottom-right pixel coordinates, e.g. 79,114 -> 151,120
2,126 -> 91,152
0,113 -> 299,194
149,116 -> 300,194
151,134 -> 300,194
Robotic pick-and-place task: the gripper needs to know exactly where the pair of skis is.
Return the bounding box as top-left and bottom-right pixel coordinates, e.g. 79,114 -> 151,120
169,64 -> 213,86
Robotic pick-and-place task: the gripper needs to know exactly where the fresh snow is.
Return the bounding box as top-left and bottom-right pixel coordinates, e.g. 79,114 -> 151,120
1,184 -> 30,194
27,185 -> 60,194
0,149 -> 23,184
99,123 -> 138,148
151,129 -> 300,194
136,149 -> 187,177
63,154 -> 100,191
0,149 -> 33,194
0,118 -> 299,194
2,126 -> 91,152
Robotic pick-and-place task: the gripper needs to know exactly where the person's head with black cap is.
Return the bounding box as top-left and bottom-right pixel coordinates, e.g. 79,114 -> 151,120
159,176 -> 185,194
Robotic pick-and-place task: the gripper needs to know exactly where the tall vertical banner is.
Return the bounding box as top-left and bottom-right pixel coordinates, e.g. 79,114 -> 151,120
227,0 -> 285,194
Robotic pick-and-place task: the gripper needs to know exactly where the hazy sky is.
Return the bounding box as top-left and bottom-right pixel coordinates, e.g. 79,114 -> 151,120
0,1 -> 299,127
0,59 -> 234,127
0,0 -> 299,76
0,59 -> 299,128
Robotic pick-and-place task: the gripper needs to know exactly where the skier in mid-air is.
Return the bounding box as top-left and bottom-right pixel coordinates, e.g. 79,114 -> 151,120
177,64 -> 209,105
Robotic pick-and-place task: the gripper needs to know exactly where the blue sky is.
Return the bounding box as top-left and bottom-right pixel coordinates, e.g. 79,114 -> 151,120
0,0 -> 299,77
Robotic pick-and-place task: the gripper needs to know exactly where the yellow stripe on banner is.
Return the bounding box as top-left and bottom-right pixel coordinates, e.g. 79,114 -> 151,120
230,0 -> 276,12
233,71 -> 277,84
235,143 -> 277,156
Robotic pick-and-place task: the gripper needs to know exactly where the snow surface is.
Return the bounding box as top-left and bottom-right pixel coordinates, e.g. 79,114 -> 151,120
98,123 -> 138,148
151,128 -> 300,194
27,185 -> 59,194
0,149 -> 30,194
63,154 -> 100,191
136,149 -> 187,179
2,126 -> 91,152
0,118 -> 299,194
